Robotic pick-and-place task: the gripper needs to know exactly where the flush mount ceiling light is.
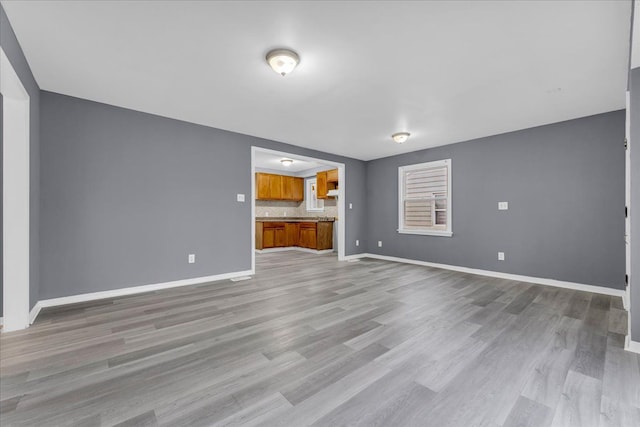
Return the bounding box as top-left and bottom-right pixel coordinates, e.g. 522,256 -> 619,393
392,132 -> 411,144
266,48 -> 300,76
280,159 -> 294,167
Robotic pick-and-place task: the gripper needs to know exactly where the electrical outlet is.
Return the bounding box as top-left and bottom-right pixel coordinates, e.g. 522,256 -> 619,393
356,239 -> 360,246
349,203 -> 353,210
236,194 -> 245,202
498,252 -> 505,261
498,202 -> 509,210
283,212 -> 287,217
378,241 -> 383,247
188,254 -> 195,264
265,212 -> 269,217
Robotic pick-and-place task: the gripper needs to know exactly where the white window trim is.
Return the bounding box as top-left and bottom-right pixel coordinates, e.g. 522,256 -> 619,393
306,178 -> 324,212
398,158 -> 452,237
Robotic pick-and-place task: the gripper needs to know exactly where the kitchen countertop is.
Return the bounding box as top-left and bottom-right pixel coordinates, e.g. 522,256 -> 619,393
256,217 -> 336,222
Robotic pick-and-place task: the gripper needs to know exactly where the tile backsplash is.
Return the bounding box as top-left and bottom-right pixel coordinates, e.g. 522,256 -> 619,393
256,199 -> 338,219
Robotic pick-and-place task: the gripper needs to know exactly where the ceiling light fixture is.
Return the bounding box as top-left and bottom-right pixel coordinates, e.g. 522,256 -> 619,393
266,48 -> 300,76
280,159 -> 294,167
392,132 -> 410,144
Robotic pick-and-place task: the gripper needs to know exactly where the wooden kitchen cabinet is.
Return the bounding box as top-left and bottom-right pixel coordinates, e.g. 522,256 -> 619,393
292,177 -> 304,201
326,168 -> 338,183
281,176 -> 293,200
256,173 -> 271,200
282,175 -> 303,201
256,222 -> 286,249
255,173 -> 304,201
285,223 -> 300,246
316,169 -> 338,199
316,222 -> 334,250
269,175 -> 282,200
298,223 -> 317,249
256,221 -> 333,250
316,171 -> 328,199
263,227 -> 275,248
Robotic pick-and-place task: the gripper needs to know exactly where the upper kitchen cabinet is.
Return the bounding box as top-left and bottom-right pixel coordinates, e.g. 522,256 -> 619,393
255,173 -> 304,201
316,171 -> 328,200
327,168 -> 338,183
256,173 -> 271,199
282,175 -> 303,200
316,169 -> 338,199
292,177 -> 304,201
269,174 -> 282,199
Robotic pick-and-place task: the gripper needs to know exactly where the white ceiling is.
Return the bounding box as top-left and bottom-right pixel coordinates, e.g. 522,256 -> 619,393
254,150 -> 325,173
2,0 -> 632,161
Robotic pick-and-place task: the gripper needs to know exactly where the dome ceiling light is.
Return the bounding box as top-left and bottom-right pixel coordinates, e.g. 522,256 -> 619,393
392,132 -> 411,144
266,48 -> 300,77
280,159 -> 294,167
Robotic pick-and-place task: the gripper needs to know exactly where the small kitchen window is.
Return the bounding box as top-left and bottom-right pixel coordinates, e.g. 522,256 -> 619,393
398,159 -> 452,237
306,178 -> 324,212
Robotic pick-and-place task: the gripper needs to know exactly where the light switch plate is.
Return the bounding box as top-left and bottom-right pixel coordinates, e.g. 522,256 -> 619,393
237,194 -> 245,202
498,202 -> 508,210
188,254 -> 196,264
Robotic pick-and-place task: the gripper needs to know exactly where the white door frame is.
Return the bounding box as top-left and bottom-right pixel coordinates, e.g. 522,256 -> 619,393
1,47 -> 31,332
251,146 -> 346,273
626,90 -> 632,342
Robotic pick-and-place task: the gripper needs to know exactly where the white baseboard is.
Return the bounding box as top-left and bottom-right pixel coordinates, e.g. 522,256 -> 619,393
360,253 -> 626,299
625,336 -> 640,354
29,304 -> 41,325
622,289 -> 630,311
29,269 -> 253,324
342,254 -> 367,261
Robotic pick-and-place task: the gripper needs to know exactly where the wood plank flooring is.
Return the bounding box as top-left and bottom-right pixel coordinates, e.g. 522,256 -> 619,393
1,252 -> 639,426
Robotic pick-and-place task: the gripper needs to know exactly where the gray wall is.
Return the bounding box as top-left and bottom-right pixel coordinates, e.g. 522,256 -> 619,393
39,92 -> 366,300
1,4 -> 40,311
631,66 -> 640,341
366,111 -> 626,290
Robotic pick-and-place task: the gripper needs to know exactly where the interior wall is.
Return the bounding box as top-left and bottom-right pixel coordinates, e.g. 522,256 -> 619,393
1,4 -> 40,311
366,111 -> 626,290
630,66 -> 640,342
39,91 -> 366,300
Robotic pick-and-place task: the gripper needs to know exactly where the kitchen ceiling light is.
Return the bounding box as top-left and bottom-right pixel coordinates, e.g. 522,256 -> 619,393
392,132 -> 410,144
266,49 -> 300,76
280,159 -> 294,167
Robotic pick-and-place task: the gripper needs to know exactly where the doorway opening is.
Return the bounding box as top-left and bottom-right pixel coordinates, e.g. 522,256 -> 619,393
1,47 -> 31,332
250,147 -> 346,273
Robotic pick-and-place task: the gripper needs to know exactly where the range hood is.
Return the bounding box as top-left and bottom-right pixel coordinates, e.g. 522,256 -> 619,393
326,189 -> 339,197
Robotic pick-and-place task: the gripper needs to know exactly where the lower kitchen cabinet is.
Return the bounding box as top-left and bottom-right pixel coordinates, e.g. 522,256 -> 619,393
298,223 -> 317,249
315,222 -> 333,250
256,222 -> 286,249
256,221 -> 333,250
285,223 -> 300,246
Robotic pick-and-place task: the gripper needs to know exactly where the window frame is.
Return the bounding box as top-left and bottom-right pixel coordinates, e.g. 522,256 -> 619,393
398,159 -> 452,237
306,177 -> 325,212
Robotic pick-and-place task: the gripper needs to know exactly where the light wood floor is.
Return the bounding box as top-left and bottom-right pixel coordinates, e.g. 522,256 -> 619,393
1,252 -> 639,426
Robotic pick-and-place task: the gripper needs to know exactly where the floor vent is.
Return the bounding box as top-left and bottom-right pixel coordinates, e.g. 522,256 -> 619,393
230,276 -> 252,282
